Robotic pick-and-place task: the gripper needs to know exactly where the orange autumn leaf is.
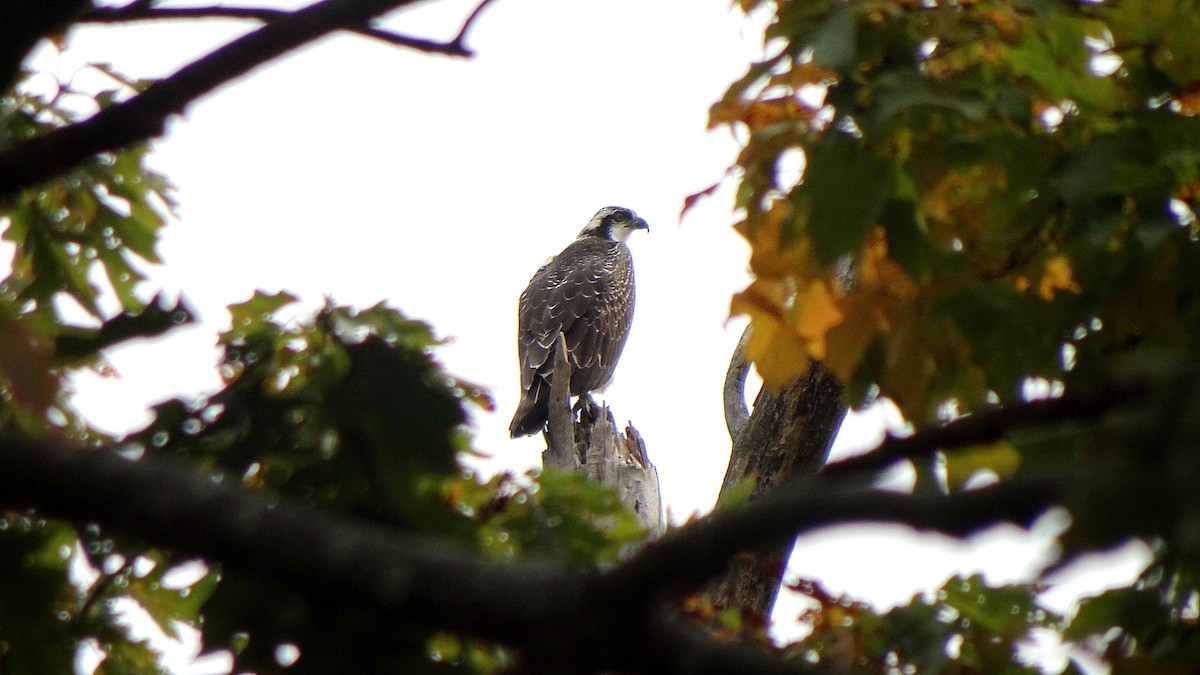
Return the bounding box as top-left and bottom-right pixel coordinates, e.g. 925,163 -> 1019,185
740,97 -> 809,130
1177,90 -> 1200,116
1038,254 -> 1080,301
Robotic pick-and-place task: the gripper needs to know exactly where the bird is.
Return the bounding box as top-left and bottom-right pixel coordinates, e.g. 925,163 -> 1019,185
509,206 -> 649,438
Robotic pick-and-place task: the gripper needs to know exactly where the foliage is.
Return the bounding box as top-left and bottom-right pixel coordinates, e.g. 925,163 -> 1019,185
783,576 -> 1062,673
0,55 -> 642,674
3,0 -> 1200,673
707,0 -> 1200,670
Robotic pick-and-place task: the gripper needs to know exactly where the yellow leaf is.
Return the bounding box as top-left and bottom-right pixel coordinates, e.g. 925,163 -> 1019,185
735,200 -> 816,278
879,308 -> 937,414
859,227 -> 918,300
1037,254 -> 1080,301
732,281 -> 812,390
921,163 -> 1008,235
824,293 -> 880,381
791,279 -> 844,360
944,441 -> 1022,491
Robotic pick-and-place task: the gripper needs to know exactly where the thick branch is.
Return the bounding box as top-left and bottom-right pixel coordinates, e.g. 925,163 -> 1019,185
0,432 -> 1062,673
0,0 -> 93,93
708,359 -> 846,616
0,434 -> 797,674
823,381 -> 1146,478
78,0 -> 496,56
0,0 -> 474,200
608,470 -> 1066,611
0,434 -> 570,644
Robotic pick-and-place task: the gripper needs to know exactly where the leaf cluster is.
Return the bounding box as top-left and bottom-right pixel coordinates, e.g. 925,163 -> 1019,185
705,0 -> 1200,670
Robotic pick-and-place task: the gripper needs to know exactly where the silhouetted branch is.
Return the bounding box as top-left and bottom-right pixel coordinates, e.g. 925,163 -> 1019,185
0,0 -> 92,93
0,433 -> 795,674
79,0 -> 497,56
823,381 -> 1148,478
0,429 -> 1062,673
609,470 -> 1066,610
0,0 -> 495,201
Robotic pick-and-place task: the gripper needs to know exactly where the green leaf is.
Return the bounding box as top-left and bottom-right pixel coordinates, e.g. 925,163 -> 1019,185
943,442 -> 1022,491
224,290 -> 300,343
880,199 -> 932,281
810,3 -> 857,71
55,295 -> 194,362
714,475 -> 756,511
800,137 -> 894,264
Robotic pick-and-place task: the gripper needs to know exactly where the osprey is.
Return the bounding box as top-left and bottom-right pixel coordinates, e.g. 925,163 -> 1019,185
509,206 -> 649,438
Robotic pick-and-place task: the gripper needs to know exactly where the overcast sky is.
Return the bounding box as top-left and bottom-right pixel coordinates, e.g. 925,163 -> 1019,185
13,1 -> 1149,671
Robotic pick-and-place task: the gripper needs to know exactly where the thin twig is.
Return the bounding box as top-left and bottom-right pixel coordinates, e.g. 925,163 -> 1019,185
447,0 -> 498,52
0,0 -> 493,200
78,5 -> 481,57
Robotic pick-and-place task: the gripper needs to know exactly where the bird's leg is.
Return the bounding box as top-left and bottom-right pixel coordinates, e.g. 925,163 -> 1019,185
573,393 -> 600,425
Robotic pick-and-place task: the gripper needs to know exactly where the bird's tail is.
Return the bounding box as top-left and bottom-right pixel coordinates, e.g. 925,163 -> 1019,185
508,377 -> 551,438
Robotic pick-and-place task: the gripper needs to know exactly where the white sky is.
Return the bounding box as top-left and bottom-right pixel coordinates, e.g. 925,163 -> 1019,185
13,1 -> 1148,672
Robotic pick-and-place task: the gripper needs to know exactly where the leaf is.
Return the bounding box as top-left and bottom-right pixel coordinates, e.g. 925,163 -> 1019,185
792,278 -> 844,360
880,200 -> 933,282
0,318 -> 56,415
714,476 -> 756,511
55,294 -> 195,362
223,290 -> 299,344
809,2 -> 857,71
943,441 -> 1022,491
801,138 -> 894,264
731,281 -> 813,390
1037,254 -> 1080,301
681,179 -> 722,219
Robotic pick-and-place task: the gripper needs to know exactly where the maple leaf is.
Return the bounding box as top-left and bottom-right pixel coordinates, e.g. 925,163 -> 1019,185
791,279 -> 844,361
731,281 -> 812,390
1037,254 -> 1080,301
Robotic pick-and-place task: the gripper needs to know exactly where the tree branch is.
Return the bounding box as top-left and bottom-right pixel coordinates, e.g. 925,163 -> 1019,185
0,0 -> 485,201
0,431 -> 1063,673
708,359 -> 845,616
723,324 -> 752,441
78,0 -> 496,57
0,433 -> 799,674
823,381 -> 1146,478
544,331 -> 576,470
607,470 -> 1066,611
0,0 -> 93,93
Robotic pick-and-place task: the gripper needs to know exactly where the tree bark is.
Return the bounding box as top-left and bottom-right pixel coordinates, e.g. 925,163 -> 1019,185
543,333 -> 664,535
707,328 -> 847,618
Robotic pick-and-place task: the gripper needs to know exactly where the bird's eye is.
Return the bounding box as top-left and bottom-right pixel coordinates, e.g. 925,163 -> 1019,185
611,211 -> 628,222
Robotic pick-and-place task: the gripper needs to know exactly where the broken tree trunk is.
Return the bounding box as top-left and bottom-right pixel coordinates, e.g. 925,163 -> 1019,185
706,325 -> 847,618
542,333 -> 664,535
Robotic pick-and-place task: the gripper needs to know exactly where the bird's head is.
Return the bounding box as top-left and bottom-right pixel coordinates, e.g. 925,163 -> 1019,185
579,206 -> 649,243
